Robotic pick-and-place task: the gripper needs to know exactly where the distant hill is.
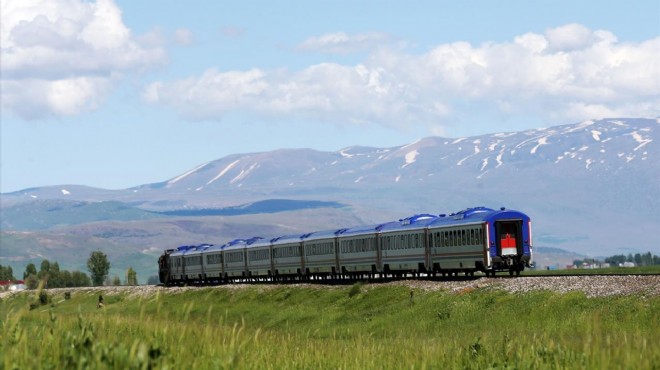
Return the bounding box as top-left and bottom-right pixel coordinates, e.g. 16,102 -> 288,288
1,118 -> 658,281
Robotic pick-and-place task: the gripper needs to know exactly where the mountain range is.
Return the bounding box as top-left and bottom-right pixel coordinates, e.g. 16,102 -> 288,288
1,118 -> 658,281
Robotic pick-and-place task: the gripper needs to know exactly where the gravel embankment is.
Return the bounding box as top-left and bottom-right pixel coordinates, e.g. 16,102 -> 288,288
388,275 -> 660,297
2,275 -> 659,300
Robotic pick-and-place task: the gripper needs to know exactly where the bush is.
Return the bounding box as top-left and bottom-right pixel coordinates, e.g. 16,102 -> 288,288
348,282 -> 363,298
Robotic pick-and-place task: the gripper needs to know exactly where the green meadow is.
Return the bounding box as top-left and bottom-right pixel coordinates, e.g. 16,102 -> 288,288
1,284 -> 658,369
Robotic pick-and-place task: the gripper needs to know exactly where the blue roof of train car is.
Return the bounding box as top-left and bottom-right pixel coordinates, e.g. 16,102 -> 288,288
201,207 -> 529,252
221,239 -> 248,251
427,207 -> 529,227
183,244 -> 213,255
378,214 -> 439,233
301,228 -> 345,241
270,233 -> 307,244
170,245 -> 197,257
337,223 -> 384,236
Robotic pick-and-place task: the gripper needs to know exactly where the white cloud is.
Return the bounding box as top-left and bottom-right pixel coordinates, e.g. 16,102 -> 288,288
297,31 -> 393,54
220,26 -> 246,38
144,24 -> 659,130
1,0 -> 166,118
174,28 -> 194,46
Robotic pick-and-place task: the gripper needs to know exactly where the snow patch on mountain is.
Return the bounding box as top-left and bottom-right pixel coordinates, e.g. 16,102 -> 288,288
629,131 -> 652,151
402,150 -> 419,168
495,152 -> 504,168
168,162 -> 209,186
457,146 -> 481,165
230,163 -> 259,184
565,119 -> 595,134
339,149 -> 354,158
530,137 -> 548,154
207,159 -> 241,185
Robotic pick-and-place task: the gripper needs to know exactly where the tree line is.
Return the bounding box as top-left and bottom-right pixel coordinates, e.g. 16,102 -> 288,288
604,252 -> 660,266
1,250 -> 139,289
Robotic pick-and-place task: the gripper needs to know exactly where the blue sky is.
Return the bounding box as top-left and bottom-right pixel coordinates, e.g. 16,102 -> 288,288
1,0 -> 658,193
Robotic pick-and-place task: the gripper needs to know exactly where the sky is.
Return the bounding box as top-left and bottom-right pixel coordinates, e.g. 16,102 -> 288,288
1,0 -> 658,193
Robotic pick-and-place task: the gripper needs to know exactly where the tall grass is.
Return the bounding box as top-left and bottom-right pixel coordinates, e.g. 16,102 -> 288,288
2,285 -> 658,369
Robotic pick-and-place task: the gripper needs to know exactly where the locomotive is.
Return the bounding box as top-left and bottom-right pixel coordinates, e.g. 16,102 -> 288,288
158,206 -> 532,285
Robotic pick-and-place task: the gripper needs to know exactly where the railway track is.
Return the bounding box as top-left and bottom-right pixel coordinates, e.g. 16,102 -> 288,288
2,273 -> 658,300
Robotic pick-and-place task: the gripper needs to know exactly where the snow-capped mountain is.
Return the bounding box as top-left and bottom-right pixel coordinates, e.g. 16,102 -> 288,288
2,118 -> 658,257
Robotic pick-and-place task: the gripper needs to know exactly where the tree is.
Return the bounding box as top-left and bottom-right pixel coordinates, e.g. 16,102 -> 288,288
71,271 -> 91,287
605,254 -> 626,266
24,263 -> 37,279
0,265 -> 15,281
38,259 -> 51,279
125,267 -> 138,286
87,251 -> 110,286
49,262 -> 62,288
25,274 -> 39,289
112,275 -> 121,286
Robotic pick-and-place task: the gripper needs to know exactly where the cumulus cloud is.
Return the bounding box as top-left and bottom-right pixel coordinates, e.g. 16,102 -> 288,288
144,24 -> 659,130
1,0 -> 166,119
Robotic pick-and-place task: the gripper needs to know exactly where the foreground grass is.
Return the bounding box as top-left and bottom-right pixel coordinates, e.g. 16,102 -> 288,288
1,284 -> 658,369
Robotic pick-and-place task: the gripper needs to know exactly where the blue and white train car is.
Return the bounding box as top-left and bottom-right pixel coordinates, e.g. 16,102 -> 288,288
378,215 -> 437,275
203,244 -> 224,282
336,224 -> 382,275
301,229 -> 341,277
167,245 -> 195,283
245,237 -> 270,279
271,234 -> 305,278
222,239 -> 248,279
427,207 -> 532,275
183,244 -> 212,283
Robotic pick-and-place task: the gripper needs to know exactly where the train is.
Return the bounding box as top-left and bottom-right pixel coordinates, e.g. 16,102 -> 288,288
158,206 -> 532,285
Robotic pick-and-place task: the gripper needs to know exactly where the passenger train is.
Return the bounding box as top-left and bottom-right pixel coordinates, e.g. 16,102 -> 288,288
158,206 -> 532,285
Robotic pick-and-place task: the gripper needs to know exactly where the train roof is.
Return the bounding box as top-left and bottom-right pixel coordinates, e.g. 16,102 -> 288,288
270,233 -> 307,245
181,207 -> 530,253
378,214 -> 439,233
427,207 -> 530,227
301,228 -> 345,241
184,244 -> 214,255
170,245 -> 197,257
336,221 -> 391,237
221,236 -> 264,250
221,238 -> 248,251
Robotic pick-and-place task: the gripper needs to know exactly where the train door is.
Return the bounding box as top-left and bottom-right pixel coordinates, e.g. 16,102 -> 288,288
495,220 -> 522,256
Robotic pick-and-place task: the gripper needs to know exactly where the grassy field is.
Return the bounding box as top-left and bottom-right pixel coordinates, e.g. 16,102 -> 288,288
1,284 -> 658,369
